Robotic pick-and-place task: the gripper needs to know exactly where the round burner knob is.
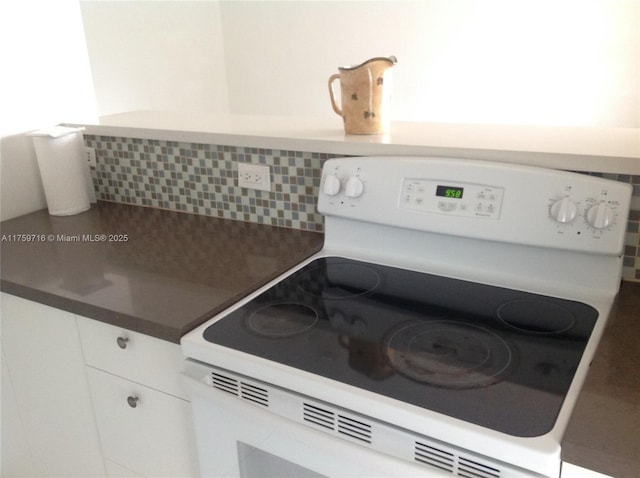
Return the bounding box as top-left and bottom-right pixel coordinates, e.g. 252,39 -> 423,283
323,175 -> 341,196
586,202 -> 614,229
549,197 -> 577,223
345,176 -> 364,198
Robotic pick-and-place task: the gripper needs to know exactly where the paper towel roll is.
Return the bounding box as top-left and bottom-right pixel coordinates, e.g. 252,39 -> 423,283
30,126 -> 91,216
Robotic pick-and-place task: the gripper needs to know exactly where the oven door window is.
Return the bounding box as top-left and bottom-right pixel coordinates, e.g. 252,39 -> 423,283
189,386 -> 445,478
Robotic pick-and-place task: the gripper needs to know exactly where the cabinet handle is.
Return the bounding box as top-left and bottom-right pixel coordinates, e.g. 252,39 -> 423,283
127,396 -> 140,408
116,336 -> 129,349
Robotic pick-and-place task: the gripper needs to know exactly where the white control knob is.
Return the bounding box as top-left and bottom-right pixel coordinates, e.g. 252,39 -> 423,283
345,176 -> 364,198
549,197 -> 578,223
586,202 -> 614,229
323,175 -> 341,196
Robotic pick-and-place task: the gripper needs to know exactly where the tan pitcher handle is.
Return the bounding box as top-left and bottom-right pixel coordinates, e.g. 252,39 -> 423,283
328,74 -> 342,116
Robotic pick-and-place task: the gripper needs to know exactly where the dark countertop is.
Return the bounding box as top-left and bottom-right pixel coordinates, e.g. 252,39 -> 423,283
0,202 -> 323,343
562,280 -> 640,478
1,202 -> 638,476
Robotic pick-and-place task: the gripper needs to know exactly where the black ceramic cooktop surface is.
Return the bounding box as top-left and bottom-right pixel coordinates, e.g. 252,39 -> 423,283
203,257 -> 598,437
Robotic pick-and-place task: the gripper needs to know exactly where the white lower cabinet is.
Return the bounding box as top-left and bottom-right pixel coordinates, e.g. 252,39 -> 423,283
0,293 -> 106,477
77,318 -> 199,478
1,293 -> 199,478
86,367 -> 198,478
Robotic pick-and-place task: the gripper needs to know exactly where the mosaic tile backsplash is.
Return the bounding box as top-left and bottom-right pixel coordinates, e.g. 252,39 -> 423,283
84,135 -> 640,282
84,135 -> 332,232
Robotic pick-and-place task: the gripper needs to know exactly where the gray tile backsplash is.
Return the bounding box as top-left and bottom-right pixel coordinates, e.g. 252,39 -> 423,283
84,136 -> 333,232
84,134 -> 640,282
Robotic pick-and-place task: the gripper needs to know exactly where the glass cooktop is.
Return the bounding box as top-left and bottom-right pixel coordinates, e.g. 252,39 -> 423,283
203,257 -> 598,437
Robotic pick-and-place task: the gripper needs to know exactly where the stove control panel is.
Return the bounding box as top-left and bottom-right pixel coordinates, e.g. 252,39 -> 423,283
400,179 -> 505,219
318,157 -> 633,255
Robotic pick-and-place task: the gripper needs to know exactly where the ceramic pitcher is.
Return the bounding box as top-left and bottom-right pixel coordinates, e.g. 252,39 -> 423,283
328,56 -> 397,135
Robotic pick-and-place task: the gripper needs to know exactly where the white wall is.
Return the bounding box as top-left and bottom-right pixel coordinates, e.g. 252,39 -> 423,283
81,0 -> 639,128
0,0 -> 98,221
219,0 -> 639,127
80,0 -> 229,117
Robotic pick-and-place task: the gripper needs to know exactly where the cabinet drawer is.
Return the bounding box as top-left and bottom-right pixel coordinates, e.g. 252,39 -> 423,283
77,317 -> 186,398
86,367 -> 199,478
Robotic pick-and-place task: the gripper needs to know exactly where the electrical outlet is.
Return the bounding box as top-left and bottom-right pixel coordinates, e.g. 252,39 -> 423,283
238,163 -> 271,192
84,147 -> 96,168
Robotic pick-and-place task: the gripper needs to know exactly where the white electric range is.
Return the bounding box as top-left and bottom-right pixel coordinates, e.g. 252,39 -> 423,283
181,156 -> 631,478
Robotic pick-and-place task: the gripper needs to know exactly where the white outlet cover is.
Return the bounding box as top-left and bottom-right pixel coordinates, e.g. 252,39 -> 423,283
84,147 -> 97,168
238,163 -> 271,192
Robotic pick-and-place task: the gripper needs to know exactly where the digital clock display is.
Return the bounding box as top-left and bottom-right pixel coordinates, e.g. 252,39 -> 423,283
436,185 -> 464,199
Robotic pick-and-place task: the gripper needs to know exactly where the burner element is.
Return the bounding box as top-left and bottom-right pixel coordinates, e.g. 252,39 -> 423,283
385,321 -> 513,389
247,303 -> 318,337
497,300 -> 576,334
298,262 -> 380,299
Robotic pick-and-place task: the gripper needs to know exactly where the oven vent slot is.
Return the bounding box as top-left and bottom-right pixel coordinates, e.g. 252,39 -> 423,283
414,441 -> 454,473
337,415 -> 372,444
414,442 -> 502,478
302,403 -> 373,444
210,372 -> 239,395
302,403 -> 335,430
210,372 -> 269,407
240,382 -> 269,407
458,456 -> 500,478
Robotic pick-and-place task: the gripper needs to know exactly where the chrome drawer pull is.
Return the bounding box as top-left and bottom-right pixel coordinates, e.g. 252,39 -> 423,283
127,396 -> 140,408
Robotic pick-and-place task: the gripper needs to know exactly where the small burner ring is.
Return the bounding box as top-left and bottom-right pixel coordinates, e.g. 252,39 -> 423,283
246,303 -> 318,338
497,300 -> 576,335
297,262 -> 381,299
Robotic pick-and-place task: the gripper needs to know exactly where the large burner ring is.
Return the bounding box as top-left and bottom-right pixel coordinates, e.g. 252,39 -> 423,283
384,320 -> 514,389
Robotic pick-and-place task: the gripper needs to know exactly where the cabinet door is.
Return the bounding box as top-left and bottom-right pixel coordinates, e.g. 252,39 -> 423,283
86,367 -> 199,478
1,351 -> 36,477
0,293 -> 106,477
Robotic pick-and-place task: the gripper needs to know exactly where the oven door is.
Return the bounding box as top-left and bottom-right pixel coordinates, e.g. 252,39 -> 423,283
182,362 -> 447,478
